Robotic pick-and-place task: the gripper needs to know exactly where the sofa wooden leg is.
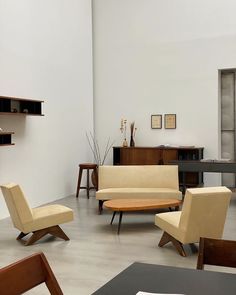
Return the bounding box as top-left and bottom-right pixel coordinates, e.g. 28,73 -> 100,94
98,200 -> 104,214
158,231 -> 186,257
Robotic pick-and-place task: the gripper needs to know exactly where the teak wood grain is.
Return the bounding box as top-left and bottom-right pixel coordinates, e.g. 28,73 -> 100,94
104,198 -> 181,211
197,237 -> 236,270
113,146 -> 204,189
0,252 -> 63,295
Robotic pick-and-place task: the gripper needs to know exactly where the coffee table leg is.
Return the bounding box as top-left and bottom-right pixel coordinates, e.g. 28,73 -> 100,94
110,211 -> 116,224
117,211 -> 123,235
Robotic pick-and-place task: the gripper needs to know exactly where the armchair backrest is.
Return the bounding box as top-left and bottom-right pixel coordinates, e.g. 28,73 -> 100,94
179,187 -> 231,243
197,237 -> 236,270
0,252 -> 63,295
0,183 -> 33,231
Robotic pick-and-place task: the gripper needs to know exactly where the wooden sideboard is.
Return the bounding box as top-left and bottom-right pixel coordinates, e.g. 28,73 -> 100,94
113,146 -> 204,188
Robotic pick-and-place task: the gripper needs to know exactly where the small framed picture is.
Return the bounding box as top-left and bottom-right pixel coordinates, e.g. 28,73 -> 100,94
151,114 -> 162,129
164,114 -> 176,129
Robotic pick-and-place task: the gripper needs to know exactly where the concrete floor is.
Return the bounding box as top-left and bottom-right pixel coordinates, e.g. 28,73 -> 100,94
0,191 -> 236,294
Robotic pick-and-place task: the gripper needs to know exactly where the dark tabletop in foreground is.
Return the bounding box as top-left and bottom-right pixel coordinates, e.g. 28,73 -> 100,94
92,262 -> 236,295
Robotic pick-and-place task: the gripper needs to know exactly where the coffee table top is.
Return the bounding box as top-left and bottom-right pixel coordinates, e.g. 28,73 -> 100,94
104,198 -> 181,211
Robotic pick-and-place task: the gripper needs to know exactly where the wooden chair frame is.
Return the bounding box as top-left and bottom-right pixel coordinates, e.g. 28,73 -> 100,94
17,225 -> 70,246
197,237 -> 236,270
0,252 -> 63,295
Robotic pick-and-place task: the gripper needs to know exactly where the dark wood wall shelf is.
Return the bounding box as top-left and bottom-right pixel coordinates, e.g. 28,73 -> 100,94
0,96 -> 44,116
0,132 -> 15,146
113,146 -> 204,189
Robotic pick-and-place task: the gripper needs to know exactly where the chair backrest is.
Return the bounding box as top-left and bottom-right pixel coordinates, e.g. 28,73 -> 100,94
98,165 -> 179,190
0,183 -> 33,231
197,237 -> 236,270
0,252 -> 63,295
179,187 -> 231,243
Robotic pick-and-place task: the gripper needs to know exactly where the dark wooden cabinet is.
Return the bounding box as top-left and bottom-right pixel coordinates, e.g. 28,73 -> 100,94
113,146 -> 204,188
0,96 -> 44,116
0,132 -> 14,146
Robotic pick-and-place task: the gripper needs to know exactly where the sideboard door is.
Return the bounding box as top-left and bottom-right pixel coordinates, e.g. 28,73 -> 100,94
120,147 -> 162,165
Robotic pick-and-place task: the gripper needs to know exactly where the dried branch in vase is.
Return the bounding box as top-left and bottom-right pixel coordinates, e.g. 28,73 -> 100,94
86,132 -> 114,166
130,121 -> 136,147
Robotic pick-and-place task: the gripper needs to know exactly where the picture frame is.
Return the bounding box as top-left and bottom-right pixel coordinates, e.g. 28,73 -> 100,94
164,114 -> 176,129
151,114 -> 162,129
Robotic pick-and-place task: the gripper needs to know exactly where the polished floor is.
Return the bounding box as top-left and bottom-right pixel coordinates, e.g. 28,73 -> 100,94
1,191 -> 236,294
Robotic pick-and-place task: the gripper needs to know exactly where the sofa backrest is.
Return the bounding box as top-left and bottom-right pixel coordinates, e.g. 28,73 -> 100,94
98,165 -> 179,189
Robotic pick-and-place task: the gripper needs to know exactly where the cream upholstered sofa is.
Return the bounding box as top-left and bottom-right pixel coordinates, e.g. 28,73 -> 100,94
155,186 -> 231,256
1,183 -> 74,245
96,165 -> 182,212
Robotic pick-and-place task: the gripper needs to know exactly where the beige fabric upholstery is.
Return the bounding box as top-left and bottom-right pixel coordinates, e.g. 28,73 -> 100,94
1,183 -> 74,234
155,186 -> 231,244
96,188 -> 181,200
96,165 -> 182,201
1,183 -> 33,231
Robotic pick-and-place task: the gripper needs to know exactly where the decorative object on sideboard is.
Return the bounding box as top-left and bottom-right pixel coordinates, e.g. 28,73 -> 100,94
130,121 -> 137,147
164,114 -> 176,129
151,114 -> 162,129
120,119 -> 128,147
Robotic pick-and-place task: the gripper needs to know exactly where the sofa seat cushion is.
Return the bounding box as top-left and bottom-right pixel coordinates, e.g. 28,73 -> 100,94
23,205 -> 74,233
96,188 -> 182,200
155,211 -> 185,243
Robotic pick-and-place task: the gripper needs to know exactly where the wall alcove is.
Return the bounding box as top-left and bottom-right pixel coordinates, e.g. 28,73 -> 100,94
0,96 -> 44,146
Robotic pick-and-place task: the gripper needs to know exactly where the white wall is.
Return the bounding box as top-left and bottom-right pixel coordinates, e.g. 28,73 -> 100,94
0,0 -> 93,218
92,0 -> 236,185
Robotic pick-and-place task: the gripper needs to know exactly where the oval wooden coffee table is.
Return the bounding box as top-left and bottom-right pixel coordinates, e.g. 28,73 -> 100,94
104,199 -> 182,234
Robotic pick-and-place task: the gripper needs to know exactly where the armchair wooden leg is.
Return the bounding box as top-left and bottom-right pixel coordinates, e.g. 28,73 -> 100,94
158,231 -> 171,247
48,225 -> 70,241
18,225 -> 70,246
25,229 -> 49,246
158,231 -> 186,257
16,232 -> 29,240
